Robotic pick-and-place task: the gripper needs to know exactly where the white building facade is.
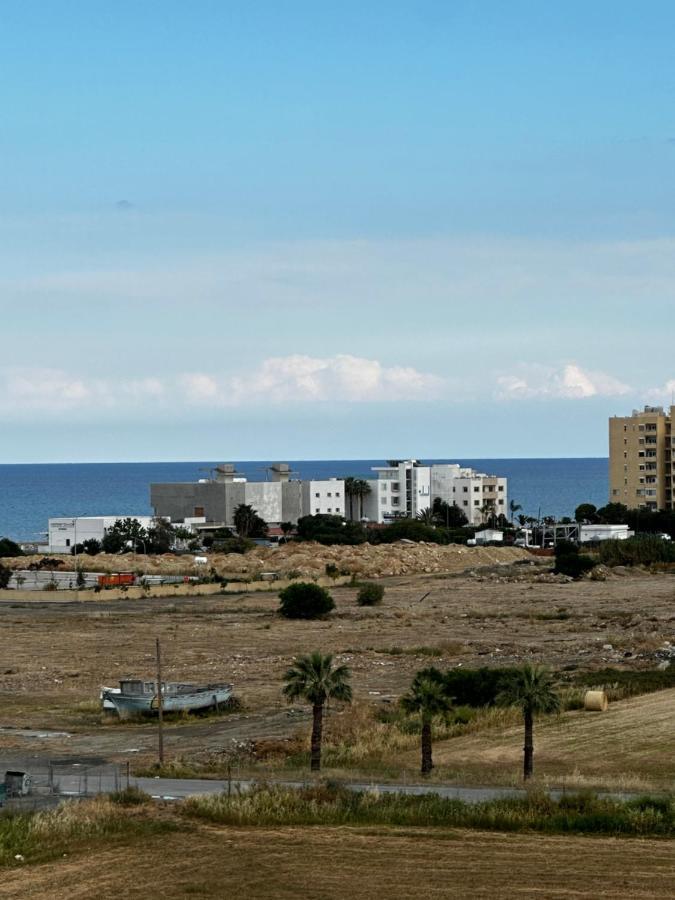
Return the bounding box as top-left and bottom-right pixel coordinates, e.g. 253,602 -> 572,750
353,459 -> 507,527
301,479 -> 345,517
48,516 -> 156,554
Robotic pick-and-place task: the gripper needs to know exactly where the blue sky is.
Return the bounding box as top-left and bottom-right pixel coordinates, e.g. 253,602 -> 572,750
2,1 -> 674,462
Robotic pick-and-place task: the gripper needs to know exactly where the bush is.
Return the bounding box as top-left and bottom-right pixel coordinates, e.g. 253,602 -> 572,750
296,515 -> 366,546
368,519 -> 449,544
0,563 -> 10,589
109,786 -> 152,806
598,535 -> 675,567
278,582 -> 335,619
554,554 -> 596,578
553,540 -> 596,578
0,537 -> 23,558
216,536 -> 255,555
357,582 -> 385,606
443,667 -> 519,707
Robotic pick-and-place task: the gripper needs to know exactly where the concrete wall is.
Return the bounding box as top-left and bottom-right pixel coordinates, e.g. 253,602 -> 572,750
282,481 -> 303,523
151,482 -> 227,523
0,574 -> 352,602
244,482 -> 282,523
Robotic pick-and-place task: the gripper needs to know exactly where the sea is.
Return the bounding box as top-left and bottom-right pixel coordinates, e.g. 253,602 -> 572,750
0,458 -> 609,542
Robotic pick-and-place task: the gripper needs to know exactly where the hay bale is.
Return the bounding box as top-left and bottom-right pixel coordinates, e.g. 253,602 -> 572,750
584,690 -> 609,712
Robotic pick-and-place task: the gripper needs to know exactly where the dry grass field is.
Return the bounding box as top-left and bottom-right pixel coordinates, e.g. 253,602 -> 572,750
0,823 -> 673,900
0,567 -> 672,788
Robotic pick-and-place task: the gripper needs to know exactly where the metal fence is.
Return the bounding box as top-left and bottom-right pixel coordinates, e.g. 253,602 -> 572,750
0,758 -> 128,810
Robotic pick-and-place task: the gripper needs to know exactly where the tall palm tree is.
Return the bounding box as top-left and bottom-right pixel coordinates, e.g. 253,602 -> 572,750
401,669 -> 453,776
354,479 -> 372,520
343,477 -> 357,521
416,508 -> 435,525
282,652 -> 352,772
497,663 -> 560,781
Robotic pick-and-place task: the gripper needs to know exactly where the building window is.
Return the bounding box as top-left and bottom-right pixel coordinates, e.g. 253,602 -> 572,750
327,492 -> 332,497
498,486 -> 504,491
66,539 -> 71,547
194,506 -> 205,517
315,508 -> 320,514
335,492 -> 340,497
463,501 -> 468,507
474,486 -> 480,492
327,508 -> 332,513
315,492 -> 320,498
498,499 -> 504,505
463,487 -> 468,493
474,500 -> 480,506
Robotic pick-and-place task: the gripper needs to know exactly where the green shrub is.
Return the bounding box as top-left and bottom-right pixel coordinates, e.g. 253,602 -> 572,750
0,537 -> 23,558
182,784 -> 674,837
554,554 -> 596,578
217,536 -> 256,554
443,667 -> 519,707
109,786 -> 152,806
325,563 -> 340,578
599,535 -> 675,567
278,582 -> 335,619
357,582 -> 385,606
0,564 -> 10,589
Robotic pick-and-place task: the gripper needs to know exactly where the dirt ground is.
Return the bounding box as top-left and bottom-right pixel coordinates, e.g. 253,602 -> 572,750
0,567 -> 672,783
1,824 -> 673,900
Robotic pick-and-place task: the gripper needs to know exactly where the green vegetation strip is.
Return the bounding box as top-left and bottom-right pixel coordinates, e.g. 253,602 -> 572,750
182,784 -> 674,837
0,793 -> 177,868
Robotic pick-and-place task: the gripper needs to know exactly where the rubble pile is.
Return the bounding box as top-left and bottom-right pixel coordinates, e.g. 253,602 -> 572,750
6,542 -> 530,581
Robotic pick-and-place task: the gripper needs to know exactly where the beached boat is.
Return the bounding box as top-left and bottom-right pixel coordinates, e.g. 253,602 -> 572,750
101,679 -> 233,717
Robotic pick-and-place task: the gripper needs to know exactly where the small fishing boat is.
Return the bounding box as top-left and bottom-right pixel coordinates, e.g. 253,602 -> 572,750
101,679 -> 233,717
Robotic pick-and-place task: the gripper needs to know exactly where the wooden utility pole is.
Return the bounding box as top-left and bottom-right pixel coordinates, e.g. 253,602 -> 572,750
156,637 -> 165,765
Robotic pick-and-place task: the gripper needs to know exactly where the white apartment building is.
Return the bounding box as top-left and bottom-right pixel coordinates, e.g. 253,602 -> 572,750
301,479 -> 345,517
48,516 -> 156,553
353,459 -> 507,527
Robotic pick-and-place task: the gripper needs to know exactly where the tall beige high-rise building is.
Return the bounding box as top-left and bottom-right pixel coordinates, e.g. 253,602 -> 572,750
609,406 -> 674,511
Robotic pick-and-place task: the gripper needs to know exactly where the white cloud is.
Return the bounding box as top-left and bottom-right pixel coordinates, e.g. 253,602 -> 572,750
190,354 -> 444,406
645,379 -> 675,404
0,355 -> 442,417
496,364 -> 632,400
1,368 -> 166,413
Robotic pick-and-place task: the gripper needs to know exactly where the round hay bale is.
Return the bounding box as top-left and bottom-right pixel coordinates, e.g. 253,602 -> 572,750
584,690 -> 609,712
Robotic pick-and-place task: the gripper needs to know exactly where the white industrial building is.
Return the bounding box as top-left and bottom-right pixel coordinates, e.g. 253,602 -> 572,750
47,516 -> 156,554
151,463 -> 344,528
352,459 -> 507,527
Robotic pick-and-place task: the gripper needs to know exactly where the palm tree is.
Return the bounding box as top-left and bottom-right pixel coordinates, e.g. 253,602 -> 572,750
416,508 -> 435,525
401,669 -> 453,776
497,663 -> 560,781
480,501 -> 496,527
282,652 -> 352,772
509,500 -> 522,522
343,477 -> 357,521
354,479 -> 372,520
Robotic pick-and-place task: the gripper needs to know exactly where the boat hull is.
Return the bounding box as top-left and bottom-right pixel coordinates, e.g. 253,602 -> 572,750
102,684 -> 232,717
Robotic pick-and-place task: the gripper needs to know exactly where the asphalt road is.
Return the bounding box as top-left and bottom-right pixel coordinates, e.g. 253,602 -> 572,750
51,773 -> 640,804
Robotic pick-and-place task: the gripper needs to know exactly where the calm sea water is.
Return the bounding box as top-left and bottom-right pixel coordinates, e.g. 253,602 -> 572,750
0,458 -> 608,541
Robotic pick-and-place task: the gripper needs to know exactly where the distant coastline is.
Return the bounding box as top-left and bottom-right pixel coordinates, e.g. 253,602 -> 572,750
0,458 -> 608,542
